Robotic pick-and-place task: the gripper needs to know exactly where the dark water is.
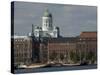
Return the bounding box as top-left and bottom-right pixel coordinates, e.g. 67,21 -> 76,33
14,64 -> 97,74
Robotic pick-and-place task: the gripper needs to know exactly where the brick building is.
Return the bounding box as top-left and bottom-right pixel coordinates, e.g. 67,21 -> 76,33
47,37 -> 77,63
77,32 -> 97,64
39,32 -> 97,64
12,36 -> 33,65
12,32 -> 97,65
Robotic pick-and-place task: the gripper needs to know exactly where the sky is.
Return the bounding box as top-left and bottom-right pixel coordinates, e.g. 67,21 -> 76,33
12,1 -> 97,37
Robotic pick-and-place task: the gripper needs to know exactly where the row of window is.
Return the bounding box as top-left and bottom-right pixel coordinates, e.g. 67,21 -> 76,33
14,53 -> 32,57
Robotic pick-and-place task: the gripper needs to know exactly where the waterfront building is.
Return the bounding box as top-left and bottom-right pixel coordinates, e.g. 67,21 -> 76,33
12,36 -> 32,65
77,32 -> 97,64
39,32 -> 97,64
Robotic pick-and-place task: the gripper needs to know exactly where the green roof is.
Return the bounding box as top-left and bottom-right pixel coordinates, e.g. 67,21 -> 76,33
43,9 -> 52,17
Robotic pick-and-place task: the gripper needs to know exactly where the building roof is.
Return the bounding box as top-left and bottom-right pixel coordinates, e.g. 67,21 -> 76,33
11,35 -> 31,40
48,37 -> 77,43
80,32 -> 97,38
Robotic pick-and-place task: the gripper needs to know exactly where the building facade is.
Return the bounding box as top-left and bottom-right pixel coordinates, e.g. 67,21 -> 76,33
39,32 -> 97,64
13,36 -> 33,65
76,32 -> 97,64
47,38 -> 77,64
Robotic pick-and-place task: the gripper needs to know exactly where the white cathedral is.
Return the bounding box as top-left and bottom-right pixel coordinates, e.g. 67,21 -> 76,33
32,9 -> 60,38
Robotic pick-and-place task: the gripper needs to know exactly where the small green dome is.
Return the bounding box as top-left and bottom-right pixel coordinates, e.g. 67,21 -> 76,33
43,9 -> 52,17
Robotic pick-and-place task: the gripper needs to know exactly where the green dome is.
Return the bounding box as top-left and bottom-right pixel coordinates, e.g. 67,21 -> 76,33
43,9 -> 52,17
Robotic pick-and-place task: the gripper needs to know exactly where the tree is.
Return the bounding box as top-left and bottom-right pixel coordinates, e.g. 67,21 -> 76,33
69,51 -> 77,63
75,51 -> 80,62
49,51 -> 57,61
69,51 -> 80,63
60,53 -> 64,61
86,51 -> 96,64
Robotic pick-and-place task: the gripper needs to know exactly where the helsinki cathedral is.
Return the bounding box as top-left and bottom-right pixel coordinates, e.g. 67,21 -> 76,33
32,9 -> 60,38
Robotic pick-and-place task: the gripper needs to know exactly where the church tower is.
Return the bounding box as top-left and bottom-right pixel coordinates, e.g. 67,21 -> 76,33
34,9 -> 59,38
42,9 -> 53,31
